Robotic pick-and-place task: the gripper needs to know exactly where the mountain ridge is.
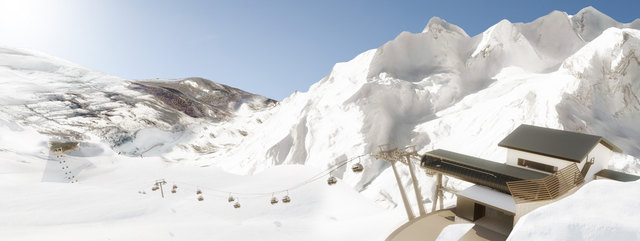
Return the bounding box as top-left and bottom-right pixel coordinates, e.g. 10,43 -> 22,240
210,7 -> 640,208
0,46 -> 276,157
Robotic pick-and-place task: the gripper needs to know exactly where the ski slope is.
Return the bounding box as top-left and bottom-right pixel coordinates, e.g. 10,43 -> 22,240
0,121 -> 403,241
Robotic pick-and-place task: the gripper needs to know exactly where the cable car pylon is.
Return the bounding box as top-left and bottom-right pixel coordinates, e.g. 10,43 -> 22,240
371,144 -> 426,221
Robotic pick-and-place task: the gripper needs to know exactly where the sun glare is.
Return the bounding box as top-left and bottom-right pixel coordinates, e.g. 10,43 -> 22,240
0,0 -> 57,39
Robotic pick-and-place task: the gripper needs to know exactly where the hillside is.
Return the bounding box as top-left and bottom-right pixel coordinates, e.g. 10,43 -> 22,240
0,47 -> 276,158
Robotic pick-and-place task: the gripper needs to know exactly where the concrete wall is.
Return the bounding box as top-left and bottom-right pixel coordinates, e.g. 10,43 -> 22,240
456,196 -> 476,221
583,143 -> 613,182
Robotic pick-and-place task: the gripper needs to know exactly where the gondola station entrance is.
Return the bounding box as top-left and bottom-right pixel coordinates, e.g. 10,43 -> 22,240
456,185 -> 516,235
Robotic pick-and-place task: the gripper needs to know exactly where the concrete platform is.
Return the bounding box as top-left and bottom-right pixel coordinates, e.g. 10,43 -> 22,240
385,209 -> 508,241
460,225 -> 507,241
386,210 -> 457,241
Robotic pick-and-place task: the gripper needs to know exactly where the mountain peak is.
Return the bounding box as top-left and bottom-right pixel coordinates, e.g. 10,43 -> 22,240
516,9 -> 584,62
422,16 -> 469,38
576,6 -> 608,18
571,6 -> 621,41
630,19 -> 640,29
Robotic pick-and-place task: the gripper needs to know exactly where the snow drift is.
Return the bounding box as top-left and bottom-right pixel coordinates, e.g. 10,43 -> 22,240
508,180 -> 640,241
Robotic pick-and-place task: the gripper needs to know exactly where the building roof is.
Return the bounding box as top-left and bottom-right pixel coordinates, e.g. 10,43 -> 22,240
421,149 -> 548,193
595,169 -> 640,182
498,124 -> 622,163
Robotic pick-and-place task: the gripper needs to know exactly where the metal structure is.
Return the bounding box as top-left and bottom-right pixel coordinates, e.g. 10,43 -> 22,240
270,194 -> 279,205
327,176 -> 337,185
432,173 -> 444,212
371,144 -> 426,221
351,163 -> 364,173
153,179 -> 167,198
506,163 -> 583,203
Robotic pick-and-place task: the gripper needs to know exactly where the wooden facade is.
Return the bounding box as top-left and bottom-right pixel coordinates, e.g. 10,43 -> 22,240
506,163 -> 583,203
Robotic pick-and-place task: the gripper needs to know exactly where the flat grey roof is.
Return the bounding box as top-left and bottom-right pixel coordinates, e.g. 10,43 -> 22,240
595,169 -> 640,182
426,149 -> 548,181
498,124 -> 622,163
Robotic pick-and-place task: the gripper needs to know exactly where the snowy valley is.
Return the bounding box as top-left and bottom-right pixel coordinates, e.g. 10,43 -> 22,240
1,6 -> 640,241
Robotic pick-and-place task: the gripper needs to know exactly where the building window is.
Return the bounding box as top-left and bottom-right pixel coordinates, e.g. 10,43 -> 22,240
517,158 -> 558,173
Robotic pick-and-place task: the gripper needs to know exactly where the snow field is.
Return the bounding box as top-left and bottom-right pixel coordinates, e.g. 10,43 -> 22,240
1,154 -> 404,241
0,120 -> 402,241
508,180 -> 640,241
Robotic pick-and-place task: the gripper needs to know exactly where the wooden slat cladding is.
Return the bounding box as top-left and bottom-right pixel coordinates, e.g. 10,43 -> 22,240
507,163 -> 584,203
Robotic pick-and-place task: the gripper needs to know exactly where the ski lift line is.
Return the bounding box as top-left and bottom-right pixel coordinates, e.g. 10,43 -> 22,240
168,180 -> 300,199
165,181 -> 281,198
263,153 -> 370,192
144,154 -> 372,198
136,154 -> 357,192
139,173 -> 329,199
294,153 -> 370,183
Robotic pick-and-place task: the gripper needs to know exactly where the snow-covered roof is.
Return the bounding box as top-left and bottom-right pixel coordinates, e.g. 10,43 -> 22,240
457,185 -> 516,214
498,124 -> 622,163
595,169 -> 640,182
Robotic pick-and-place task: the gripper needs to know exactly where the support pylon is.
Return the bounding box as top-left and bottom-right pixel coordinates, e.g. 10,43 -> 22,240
432,173 -> 442,212
390,161 -> 415,221
372,144 -> 428,221
406,155 -> 427,216
154,179 -> 167,198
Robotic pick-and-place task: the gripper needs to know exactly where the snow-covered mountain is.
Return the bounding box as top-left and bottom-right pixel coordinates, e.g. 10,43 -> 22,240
209,6 -> 640,206
2,6 -> 640,240
0,47 -> 276,157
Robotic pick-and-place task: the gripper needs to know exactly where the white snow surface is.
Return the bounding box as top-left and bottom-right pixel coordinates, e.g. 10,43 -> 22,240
508,180 -> 640,241
0,121 -> 403,240
1,6 -> 640,240
436,223 -> 476,241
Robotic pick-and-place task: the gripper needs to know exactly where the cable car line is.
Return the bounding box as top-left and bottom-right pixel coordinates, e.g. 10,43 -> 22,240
139,153 -> 372,201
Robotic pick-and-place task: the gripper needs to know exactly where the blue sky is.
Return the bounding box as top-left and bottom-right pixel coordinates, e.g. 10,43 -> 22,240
1,0 -> 639,100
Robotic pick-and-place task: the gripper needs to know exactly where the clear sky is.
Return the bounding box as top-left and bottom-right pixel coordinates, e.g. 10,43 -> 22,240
1,0 -> 639,100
